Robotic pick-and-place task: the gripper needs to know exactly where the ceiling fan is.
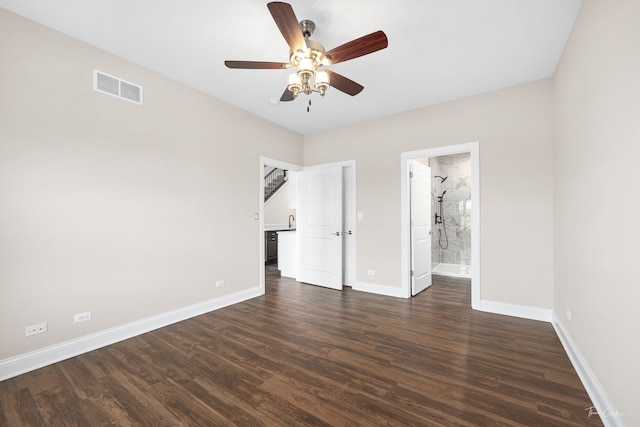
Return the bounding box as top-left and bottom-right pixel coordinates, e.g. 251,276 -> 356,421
224,2 -> 388,103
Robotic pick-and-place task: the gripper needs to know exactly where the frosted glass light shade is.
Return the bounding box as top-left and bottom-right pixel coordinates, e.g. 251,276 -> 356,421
315,70 -> 330,86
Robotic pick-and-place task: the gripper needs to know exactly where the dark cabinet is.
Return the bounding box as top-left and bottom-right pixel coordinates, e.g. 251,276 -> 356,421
265,231 -> 278,265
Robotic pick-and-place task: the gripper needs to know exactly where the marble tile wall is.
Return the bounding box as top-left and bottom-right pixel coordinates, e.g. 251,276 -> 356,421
430,153 -> 472,267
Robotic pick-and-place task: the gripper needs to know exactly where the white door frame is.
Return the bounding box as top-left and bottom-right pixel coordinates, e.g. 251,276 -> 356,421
342,163 -> 357,287
400,142 -> 480,308
259,157 -> 356,294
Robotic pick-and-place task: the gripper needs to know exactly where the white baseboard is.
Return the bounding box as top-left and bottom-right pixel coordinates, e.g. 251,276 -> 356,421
0,287 -> 262,382
552,313 -> 625,427
474,299 -> 552,322
354,281 -> 409,298
352,285 -> 556,320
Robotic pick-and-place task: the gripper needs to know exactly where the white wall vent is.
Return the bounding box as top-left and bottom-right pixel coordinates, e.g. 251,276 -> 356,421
93,69 -> 143,105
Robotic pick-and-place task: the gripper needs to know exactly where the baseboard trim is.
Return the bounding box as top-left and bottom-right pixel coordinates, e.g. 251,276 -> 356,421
354,281 -> 408,298
552,313 -> 625,427
0,287 -> 262,382
475,299 -> 552,322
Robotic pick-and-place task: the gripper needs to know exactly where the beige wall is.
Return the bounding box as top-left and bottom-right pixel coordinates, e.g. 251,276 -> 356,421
554,0 -> 640,424
0,9 -> 303,359
304,79 -> 555,307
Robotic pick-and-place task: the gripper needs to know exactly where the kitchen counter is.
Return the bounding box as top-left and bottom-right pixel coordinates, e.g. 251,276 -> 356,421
265,224 -> 296,232
277,230 -> 298,279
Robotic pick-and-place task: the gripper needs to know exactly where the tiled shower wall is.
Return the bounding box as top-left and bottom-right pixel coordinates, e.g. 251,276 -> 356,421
431,153 -> 472,267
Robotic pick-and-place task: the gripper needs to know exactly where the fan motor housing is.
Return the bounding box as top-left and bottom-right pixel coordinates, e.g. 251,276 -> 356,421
300,20 -> 315,38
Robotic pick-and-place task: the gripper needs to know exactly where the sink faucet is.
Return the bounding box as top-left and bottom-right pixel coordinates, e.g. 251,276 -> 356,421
289,214 -> 295,228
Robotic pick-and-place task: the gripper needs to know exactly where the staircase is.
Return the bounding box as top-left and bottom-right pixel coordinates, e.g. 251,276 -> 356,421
265,168 -> 287,202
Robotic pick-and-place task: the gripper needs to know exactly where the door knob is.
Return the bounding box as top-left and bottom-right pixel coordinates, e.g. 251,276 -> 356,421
333,231 -> 341,236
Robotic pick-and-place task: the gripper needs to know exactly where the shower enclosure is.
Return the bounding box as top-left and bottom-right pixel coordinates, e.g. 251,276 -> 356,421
430,153 -> 471,278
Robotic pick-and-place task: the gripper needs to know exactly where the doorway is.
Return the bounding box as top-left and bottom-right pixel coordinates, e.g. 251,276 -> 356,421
259,157 -> 356,294
400,142 -> 480,307
428,152 -> 472,279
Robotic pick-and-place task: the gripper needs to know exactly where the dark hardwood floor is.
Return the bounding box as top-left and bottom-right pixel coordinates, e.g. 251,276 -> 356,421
1,269 -> 602,426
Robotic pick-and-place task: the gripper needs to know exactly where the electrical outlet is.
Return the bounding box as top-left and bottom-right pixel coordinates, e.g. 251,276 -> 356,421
74,311 -> 92,323
216,280 -> 225,288
26,322 -> 47,336
367,270 -> 375,276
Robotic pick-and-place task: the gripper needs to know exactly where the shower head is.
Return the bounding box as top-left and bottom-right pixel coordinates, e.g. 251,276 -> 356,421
435,175 -> 448,183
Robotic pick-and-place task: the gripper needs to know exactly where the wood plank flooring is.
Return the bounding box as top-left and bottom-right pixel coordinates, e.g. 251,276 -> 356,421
1,270 -> 602,426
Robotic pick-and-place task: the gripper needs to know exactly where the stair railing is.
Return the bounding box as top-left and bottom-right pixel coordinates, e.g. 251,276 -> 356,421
265,168 -> 288,202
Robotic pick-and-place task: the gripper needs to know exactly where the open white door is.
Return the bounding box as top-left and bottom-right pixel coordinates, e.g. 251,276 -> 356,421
298,166 -> 343,290
411,161 -> 432,296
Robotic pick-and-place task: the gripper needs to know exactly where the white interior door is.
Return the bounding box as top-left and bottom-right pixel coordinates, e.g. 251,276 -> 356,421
342,166 -> 356,287
411,161 -> 432,296
298,166 -> 343,290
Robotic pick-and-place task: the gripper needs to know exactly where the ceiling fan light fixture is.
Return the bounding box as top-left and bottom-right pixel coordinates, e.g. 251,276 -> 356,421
287,73 -> 302,96
225,3 -> 388,102
297,57 -> 314,78
314,70 -> 330,96
290,49 -> 306,66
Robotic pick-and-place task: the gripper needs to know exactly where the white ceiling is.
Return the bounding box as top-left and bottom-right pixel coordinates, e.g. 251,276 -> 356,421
0,0 -> 582,135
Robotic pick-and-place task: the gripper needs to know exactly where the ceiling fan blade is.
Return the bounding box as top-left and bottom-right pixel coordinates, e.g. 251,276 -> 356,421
326,70 -> 364,96
225,60 -> 289,70
323,30 -> 388,65
267,2 -> 306,52
280,87 -> 295,102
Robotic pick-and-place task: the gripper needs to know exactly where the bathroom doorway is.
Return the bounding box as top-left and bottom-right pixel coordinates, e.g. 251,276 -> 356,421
429,152 -> 472,278
400,142 -> 480,307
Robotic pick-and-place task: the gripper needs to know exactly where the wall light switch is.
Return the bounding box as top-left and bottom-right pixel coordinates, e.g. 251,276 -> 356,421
74,312 -> 92,323
357,212 -> 363,221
